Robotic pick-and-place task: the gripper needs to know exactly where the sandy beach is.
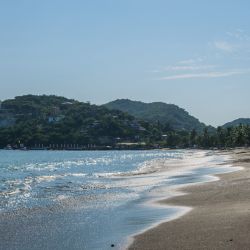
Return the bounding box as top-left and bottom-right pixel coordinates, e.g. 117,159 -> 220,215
129,149 -> 250,250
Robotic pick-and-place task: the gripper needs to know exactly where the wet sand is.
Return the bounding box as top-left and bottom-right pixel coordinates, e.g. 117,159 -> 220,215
129,149 -> 250,250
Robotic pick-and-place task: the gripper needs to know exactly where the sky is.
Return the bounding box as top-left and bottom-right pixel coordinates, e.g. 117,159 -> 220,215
0,0 -> 250,126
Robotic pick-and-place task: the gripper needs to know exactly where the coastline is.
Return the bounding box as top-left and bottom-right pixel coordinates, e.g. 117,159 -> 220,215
128,149 -> 250,250
1,149 -> 214,250
1,149 -> 248,250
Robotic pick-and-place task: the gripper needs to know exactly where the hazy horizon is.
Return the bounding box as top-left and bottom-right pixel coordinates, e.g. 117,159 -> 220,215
1,1 -> 250,127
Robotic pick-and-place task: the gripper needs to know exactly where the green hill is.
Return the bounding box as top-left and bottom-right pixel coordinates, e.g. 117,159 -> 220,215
222,118 -> 250,128
104,99 -> 207,132
1,95 -> 249,149
0,95 -> 152,148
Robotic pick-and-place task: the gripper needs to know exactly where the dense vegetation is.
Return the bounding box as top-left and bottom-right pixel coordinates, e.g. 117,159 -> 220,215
164,125 -> 250,149
222,118 -> 250,128
104,99 -> 208,132
0,95 -> 167,149
0,95 -> 250,150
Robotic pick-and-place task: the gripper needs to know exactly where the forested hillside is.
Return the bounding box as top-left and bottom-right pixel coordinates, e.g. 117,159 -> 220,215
104,99 -> 207,132
223,118 -> 250,128
0,95 -> 250,149
0,95 -> 154,148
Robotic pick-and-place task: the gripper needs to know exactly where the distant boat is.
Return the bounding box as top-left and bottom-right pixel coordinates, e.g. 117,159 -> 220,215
4,145 -> 12,150
20,146 -> 28,151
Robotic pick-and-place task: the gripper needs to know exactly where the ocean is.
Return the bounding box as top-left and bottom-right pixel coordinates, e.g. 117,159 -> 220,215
0,150 -> 237,250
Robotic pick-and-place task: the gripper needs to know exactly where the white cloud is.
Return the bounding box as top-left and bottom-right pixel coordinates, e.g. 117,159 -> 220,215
152,58 -> 215,73
214,41 -> 234,52
226,29 -> 250,41
178,57 -> 204,65
157,70 -> 249,81
227,31 -> 241,39
163,65 -> 215,71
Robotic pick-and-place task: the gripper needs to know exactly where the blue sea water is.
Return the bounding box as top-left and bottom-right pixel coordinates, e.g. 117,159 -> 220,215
0,150 -> 237,250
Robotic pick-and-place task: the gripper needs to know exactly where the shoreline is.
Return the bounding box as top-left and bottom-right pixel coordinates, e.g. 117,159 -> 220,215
1,149 -> 213,250
128,149 -> 250,250
126,154 -> 238,245
1,147 -> 243,152
1,149 -> 248,250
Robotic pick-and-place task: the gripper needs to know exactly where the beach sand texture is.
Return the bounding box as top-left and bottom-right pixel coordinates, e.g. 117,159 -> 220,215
129,149 -> 250,250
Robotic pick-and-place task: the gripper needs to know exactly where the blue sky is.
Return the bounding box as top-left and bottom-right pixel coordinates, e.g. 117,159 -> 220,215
0,0 -> 250,126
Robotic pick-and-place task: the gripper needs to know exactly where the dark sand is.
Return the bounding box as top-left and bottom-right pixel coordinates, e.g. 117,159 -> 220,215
129,150 -> 250,250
